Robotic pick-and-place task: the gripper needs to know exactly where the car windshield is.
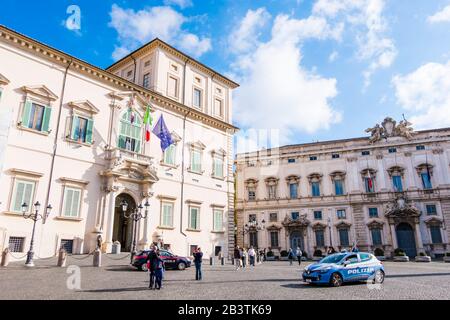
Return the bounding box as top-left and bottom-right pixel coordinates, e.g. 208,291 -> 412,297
320,253 -> 347,264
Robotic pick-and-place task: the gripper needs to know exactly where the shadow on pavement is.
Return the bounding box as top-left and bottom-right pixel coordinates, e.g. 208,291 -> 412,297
81,287 -> 150,293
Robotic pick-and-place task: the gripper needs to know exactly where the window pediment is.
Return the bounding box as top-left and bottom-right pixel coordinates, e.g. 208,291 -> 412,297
424,216 -> 442,226
285,175 -> 300,184
170,131 -> 182,143
330,171 -> 346,179
0,73 -> 10,86
416,163 -> 433,175
335,220 -> 351,229
387,166 -> 405,177
68,100 -> 100,115
312,222 -> 327,230
360,168 -> 377,177
8,168 -> 44,178
307,173 -> 323,183
265,176 -> 279,186
190,141 -> 206,151
21,85 -> 58,101
211,148 -> 226,158
367,219 -> 384,229
245,178 -> 258,187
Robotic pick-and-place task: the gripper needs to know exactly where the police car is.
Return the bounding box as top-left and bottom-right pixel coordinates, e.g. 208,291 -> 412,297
302,252 -> 385,287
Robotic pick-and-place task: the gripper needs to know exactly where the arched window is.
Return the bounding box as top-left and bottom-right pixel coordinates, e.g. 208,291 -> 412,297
118,110 -> 142,153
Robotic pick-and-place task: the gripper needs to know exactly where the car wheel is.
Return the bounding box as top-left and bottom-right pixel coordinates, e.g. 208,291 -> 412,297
140,264 -> 148,272
330,273 -> 343,287
177,262 -> 186,271
373,270 -> 385,284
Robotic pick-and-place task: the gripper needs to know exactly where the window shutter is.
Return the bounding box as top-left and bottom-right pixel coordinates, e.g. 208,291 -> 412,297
13,182 -> 25,212
71,189 -> 80,217
22,101 -> 32,127
71,116 -> 80,140
85,119 -> 94,144
118,135 -> 126,149
64,189 -> 74,216
41,106 -> 51,132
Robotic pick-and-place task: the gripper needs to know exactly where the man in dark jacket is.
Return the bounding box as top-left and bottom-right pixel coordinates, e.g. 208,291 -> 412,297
234,246 -> 242,270
193,247 -> 203,280
146,245 -> 158,289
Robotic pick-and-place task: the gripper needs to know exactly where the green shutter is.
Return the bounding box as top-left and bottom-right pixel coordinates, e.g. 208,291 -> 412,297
64,189 -> 73,217
22,101 -> 32,128
118,135 -> 126,149
85,119 -> 94,144
71,116 -> 79,140
134,139 -> 141,153
71,189 -> 81,217
41,106 -> 51,132
13,182 -> 25,212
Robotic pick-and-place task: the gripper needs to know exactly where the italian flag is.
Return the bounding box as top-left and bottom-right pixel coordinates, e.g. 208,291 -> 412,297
143,105 -> 153,142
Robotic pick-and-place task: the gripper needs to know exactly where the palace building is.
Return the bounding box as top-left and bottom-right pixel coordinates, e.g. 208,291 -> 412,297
235,118 -> 450,259
0,25 -> 238,260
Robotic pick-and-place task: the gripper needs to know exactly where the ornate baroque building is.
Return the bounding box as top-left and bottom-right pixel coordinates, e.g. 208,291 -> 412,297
0,25 -> 238,260
235,118 -> 450,258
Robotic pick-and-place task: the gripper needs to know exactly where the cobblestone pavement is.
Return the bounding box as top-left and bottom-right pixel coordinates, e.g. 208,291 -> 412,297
1,254 -> 450,300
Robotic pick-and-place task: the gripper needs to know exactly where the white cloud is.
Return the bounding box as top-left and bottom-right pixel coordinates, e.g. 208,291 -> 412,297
231,9 -> 342,145
163,0 -> 193,9
329,50 -> 339,62
109,4 -> 211,60
428,5 -> 450,23
392,60 -> 450,129
313,0 -> 397,88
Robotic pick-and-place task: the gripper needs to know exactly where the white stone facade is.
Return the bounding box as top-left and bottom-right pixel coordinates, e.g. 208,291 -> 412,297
236,118 -> 450,259
0,26 -> 238,260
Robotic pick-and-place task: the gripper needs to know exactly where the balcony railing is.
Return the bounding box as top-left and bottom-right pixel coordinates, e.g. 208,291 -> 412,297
105,147 -> 154,165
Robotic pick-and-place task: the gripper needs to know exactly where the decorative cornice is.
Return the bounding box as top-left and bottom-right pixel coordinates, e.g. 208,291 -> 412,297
0,25 -> 238,134
0,73 -> 10,85
59,177 -> 90,186
8,168 -> 44,178
68,100 -> 100,114
21,85 -> 58,101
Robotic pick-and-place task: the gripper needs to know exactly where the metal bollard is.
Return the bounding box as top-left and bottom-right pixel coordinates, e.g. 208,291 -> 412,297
57,248 -> 67,267
221,257 -> 225,265
210,257 -> 214,265
93,248 -> 102,267
1,248 -> 10,267
231,258 -> 234,265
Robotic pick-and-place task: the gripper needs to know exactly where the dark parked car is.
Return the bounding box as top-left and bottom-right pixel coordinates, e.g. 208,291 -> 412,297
132,249 -> 192,271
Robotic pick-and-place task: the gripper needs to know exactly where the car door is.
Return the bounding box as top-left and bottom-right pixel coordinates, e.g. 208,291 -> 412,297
357,253 -> 377,280
160,251 -> 176,269
342,254 -> 361,281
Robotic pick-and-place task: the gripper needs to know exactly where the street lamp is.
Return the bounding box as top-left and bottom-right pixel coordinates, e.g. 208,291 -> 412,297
235,219 -> 266,248
327,216 -> 333,248
120,199 -> 150,263
21,201 -> 52,267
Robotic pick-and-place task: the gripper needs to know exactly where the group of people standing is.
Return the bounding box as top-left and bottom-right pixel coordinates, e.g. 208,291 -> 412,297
233,246 -> 264,270
145,244 -> 165,290
287,247 -> 303,265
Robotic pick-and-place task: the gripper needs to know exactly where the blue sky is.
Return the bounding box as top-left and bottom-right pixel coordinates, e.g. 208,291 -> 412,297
1,0 -> 450,150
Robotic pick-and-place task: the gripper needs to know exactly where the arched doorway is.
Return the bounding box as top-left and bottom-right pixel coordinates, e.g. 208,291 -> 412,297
113,193 -> 136,252
289,230 -> 304,250
396,222 -> 417,258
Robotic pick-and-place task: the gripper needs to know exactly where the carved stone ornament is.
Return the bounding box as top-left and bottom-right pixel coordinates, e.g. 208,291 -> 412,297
384,194 -> 420,219
282,213 -> 310,228
365,117 -> 415,144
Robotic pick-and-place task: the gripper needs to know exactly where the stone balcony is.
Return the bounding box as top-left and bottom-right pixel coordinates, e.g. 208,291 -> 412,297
104,147 -> 154,166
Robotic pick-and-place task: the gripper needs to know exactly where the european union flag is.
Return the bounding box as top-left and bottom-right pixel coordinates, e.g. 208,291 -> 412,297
152,115 -> 174,152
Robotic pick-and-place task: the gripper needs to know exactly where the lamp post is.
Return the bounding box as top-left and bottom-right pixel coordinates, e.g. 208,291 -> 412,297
120,199 -> 150,263
21,201 -> 52,267
327,216 -> 333,248
235,219 -> 266,248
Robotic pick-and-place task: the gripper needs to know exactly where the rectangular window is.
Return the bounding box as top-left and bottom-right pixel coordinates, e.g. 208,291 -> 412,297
289,183 -> 298,199
193,88 -> 202,108
248,188 -> 256,201
163,144 -> 176,166
168,76 -> 179,98
291,212 -> 299,220
426,204 -> 437,215
388,147 -> 397,153
249,232 -> 258,248
392,175 -> 403,192
421,173 -> 432,189
365,177 -> 375,193
161,202 -> 174,227
8,237 -> 25,253
268,185 -> 276,199
143,73 -> 150,89
416,145 -> 425,150
371,229 -> 382,245
312,182 -> 320,197
71,116 -> 92,144
213,209 -> 223,232
362,151 -> 370,156
214,99 -> 223,117
309,156 -> 318,161
288,158 -> 296,163
60,239 -> 74,254
339,229 -> 350,246
314,211 -> 322,220
269,212 -> 278,222
430,226 -> 443,244
332,153 -> 340,159
334,180 -> 344,195
270,231 -> 279,247
369,208 -> 379,218
188,206 -> 200,230
213,158 -> 224,178
62,187 -> 82,218
337,209 -> 346,219
315,230 -> 325,247
190,150 -> 202,173
11,179 -> 35,213
22,102 -> 51,133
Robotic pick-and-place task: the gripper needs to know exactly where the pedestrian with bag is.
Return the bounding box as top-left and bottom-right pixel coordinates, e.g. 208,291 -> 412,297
296,246 -> 303,265
154,249 -> 165,290
234,246 -> 242,270
146,244 -> 158,289
193,247 -> 203,281
288,248 -> 295,266
248,246 -> 256,266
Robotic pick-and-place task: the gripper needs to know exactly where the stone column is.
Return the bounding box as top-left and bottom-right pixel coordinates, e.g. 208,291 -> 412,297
415,222 -> 424,254
390,223 -> 397,249
104,187 -> 118,253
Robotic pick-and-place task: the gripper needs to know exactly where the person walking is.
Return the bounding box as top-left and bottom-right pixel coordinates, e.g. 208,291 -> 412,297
146,244 -> 158,289
193,247 -> 203,281
248,246 -> 256,266
288,248 -> 295,265
296,247 -> 303,266
234,246 -> 242,270
154,249 -> 165,290
241,248 -> 247,268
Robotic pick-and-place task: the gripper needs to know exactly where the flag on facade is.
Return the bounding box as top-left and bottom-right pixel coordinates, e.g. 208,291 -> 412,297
366,170 -> 373,191
152,114 -> 173,151
143,104 -> 153,142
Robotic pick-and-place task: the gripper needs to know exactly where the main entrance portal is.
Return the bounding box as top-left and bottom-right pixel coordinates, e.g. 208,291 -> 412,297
396,222 -> 417,258
113,194 -> 136,252
290,230 -> 305,251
